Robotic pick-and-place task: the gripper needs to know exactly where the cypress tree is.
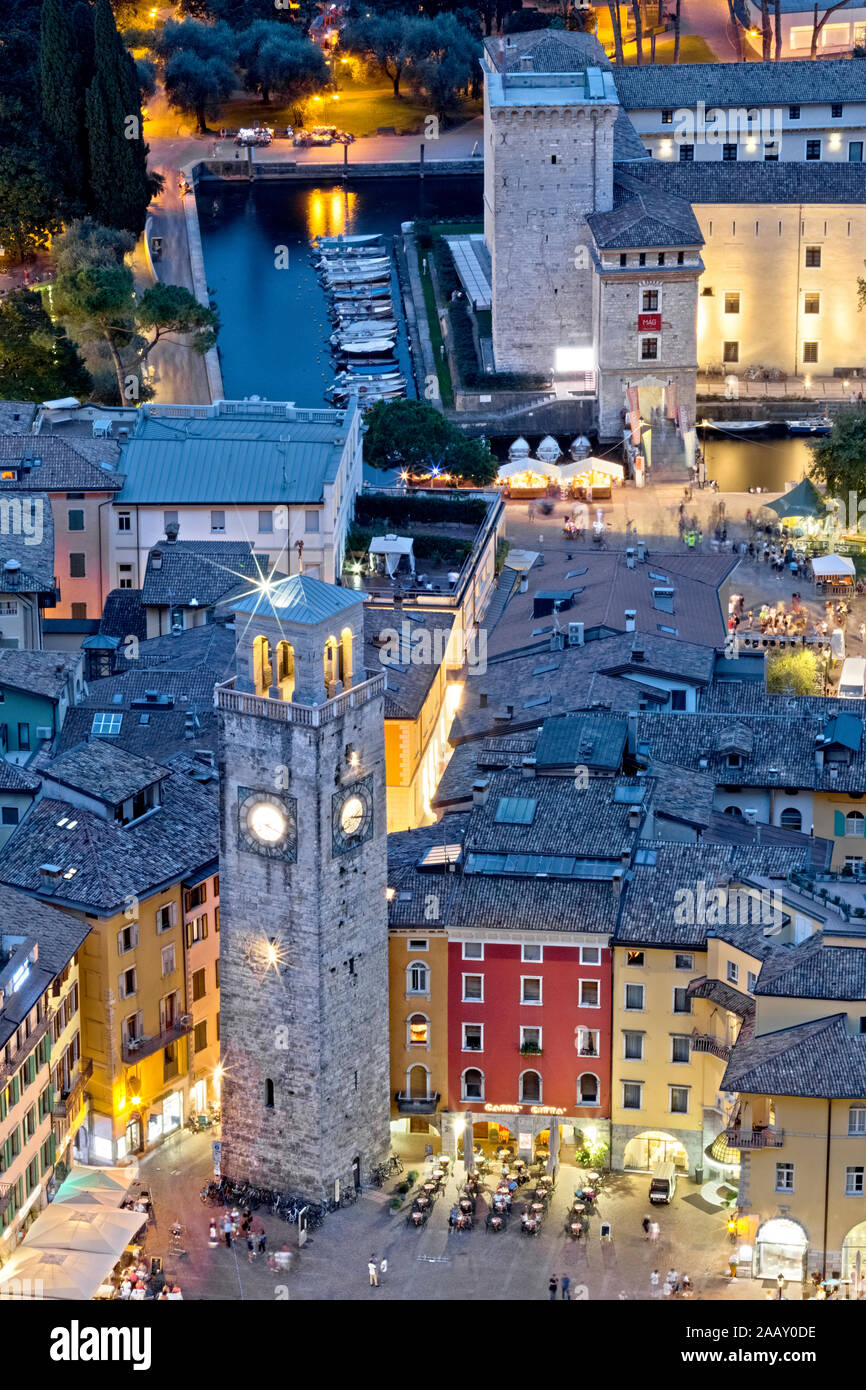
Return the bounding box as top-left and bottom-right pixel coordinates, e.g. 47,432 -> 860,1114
39,0 -> 85,208
85,0 -> 150,236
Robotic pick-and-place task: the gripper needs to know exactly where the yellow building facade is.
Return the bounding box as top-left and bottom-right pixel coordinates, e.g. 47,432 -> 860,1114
387,929 -> 449,1137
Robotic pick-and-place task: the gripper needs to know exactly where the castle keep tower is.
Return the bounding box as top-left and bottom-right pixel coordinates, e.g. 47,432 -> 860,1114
483,47 -> 619,374
217,574 -> 390,1201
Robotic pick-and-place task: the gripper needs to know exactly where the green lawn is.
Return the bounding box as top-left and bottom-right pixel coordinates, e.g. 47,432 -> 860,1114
417,246 -> 454,410
216,78 -> 480,139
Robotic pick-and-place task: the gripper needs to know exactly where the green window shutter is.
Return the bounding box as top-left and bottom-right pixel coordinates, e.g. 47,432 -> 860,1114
835,810 -> 846,836
47,1084 -> 54,1115
11,1075 -> 18,1105
0,1089 -> 6,1122
48,1132 -> 56,1167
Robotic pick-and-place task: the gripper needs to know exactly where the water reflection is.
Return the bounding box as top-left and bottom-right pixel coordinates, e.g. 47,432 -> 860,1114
701,432 -> 817,494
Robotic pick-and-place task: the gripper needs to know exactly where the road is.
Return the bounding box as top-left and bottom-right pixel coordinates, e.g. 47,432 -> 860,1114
681,0 -> 744,61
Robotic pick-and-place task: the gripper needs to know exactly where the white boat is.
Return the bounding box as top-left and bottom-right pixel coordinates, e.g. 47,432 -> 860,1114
331,285 -> 392,300
317,256 -> 390,272
338,339 -> 397,355
324,267 -> 391,283
536,434 -> 562,463
316,233 -> 383,250
333,371 -> 405,385
570,434 -> 591,461
331,331 -> 397,348
700,419 -> 771,432
786,417 -> 833,436
508,436 -> 531,462
331,319 -> 397,338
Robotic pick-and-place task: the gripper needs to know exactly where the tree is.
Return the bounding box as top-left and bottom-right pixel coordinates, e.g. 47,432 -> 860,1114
0,289 -> 92,402
766,648 -> 822,696
340,14 -> 412,98
85,0 -> 152,236
673,0 -> 681,61
502,6 -> 550,32
157,18 -> 238,131
809,407 -> 866,499
630,0 -> 643,62
606,1 -> 624,62
760,0 -> 772,58
238,20 -> 326,104
811,0 -> 850,58
136,58 -> 158,99
858,258 -> 866,312
404,14 -> 480,118
363,399 -> 496,483
39,0 -> 85,206
135,282 -> 219,363
774,0 -> 782,58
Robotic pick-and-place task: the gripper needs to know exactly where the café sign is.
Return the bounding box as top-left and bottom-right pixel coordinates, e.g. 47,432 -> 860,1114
484,1104 -> 566,1116
637,313 -> 662,332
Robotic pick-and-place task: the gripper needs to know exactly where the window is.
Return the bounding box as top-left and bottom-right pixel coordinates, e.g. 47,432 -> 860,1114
619,253 -> 627,267
15,723 -> 29,752
722,143 -> 737,161
265,1079 -> 274,1109
117,512 -> 131,532
622,1081 -> 642,1110
91,712 -> 121,737
674,953 -> 693,970
850,142 -> 864,163
305,511 -> 320,533
846,1167 -> 865,1196
67,509 -> 84,532
764,143 -> 779,161
669,689 -> 687,711
679,144 -> 694,162
723,341 -> 739,363
210,511 -> 225,532
462,1068 -> 484,1100
462,1023 -> 483,1052
625,982 -> 645,1011
626,950 -> 645,967
578,1073 -> 599,1105
407,962 -> 429,995
638,253 -> 646,266
117,565 -> 133,589
724,292 -> 740,314
803,342 -> 819,364
118,967 -> 137,999
641,338 -> 658,361
156,902 -> 176,933
805,246 -> 821,267
521,1026 -> 541,1051
623,1031 -> 644,1061
160,944 -> 176,978
1,807 -> 18,827
407,938 -> 428,952
673,987 -> 691,1014
747,971 -> 758,992
117,923 -> 138,954
669,1085 -> 690,1114
69,554 -> 86,578
805,139 -> 821,160
657,253 -> 665,266
726,960 -> 739,984
463,974 -> 483,1002
408,1014 -> 428,1046
789,105 -> 800,119
671,1035 -> 691,1064
804,293 -> 820,314
580,979 -> 600,1008
779,807 -> 802,830
849,1106 -> 866,1135
194,1021 -> 208,1053
462,941 -> 483,960
519,1070 -> 541,1103
186,914 -> 208,947
641,290 -> 659,312
71,603 -> 87,620
580,946 -> 601,965
846,811 -> 866,836
661,109 -> 673,124
775,1162 -> 794,1193
258,510 -> 273,533
521,943 -> 543,962
677,251 -> 684,265
521,977 -> 542,1004
192,968 -> 206,1002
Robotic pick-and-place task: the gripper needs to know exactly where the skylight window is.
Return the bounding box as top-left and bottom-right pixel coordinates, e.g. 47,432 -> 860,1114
63,868 -> 77,879
66,820 -> 78,830
112,693 -> 123,704
494,796 -> 538,825
524,695 -> 551,709
532,663 -> 559,677
91,713 -> 122,736
56,817 -> 68,827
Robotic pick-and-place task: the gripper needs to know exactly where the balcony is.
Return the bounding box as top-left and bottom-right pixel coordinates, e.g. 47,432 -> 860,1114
724,1125 -> 785,1150
691,1033 -> 731,1063
0,1183 -> 13,1216
395,1091 -> 441,1115
122,1019 -> 191,1066
216,671 -> 386,729
52,1058 -> 93,1119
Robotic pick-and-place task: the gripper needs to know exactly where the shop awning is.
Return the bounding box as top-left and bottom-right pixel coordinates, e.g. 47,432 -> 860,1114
369,534 -> 414,576
811,553 -> 856,578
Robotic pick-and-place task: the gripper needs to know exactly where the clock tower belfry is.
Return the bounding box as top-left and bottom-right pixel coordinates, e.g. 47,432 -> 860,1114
216,573 -> 390,1202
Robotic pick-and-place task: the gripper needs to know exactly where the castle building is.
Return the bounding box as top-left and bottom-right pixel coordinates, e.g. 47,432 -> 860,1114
216,574 -> 390,1201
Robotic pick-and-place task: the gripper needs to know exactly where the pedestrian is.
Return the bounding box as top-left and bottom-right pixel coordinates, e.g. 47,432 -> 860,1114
642,1214 -> 651,1239
247,1233 -> 256,1264
528,501 -> 536,523
859,622 -> 865,645
548,1274 -> 559,1300
682,1274 -> 692,1297
667,1267 -> 679,1292
650,1269 -> 660,1296
649,1221 -> 660,1243
561,1274 -> 571,1300
208,1221 -> 218,1248
222,1213 -> 232,1249
257,1229 -> 267,1255
379,1256 -> 388,1283
729,1255 -> 738,1280
368,1254 -> 379,1287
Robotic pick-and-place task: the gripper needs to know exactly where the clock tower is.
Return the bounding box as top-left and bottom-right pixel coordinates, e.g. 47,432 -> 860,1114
216,573 -> 390,1202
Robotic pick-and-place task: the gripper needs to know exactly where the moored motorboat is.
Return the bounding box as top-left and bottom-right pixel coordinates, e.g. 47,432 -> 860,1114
700,418 -> 771,432
785,417 -> 833,435
316,233 -> 383,250
338,338 -> 398,355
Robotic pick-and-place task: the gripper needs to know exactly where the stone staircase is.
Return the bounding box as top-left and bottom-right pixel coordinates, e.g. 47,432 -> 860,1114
646,417 -> 690,483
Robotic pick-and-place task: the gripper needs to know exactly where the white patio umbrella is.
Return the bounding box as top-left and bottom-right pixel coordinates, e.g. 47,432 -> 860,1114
21,1203 -> 145,1255
51,1185 -> 125,1208
59,1165 -> 136,1197
0,1245 -> 117,1300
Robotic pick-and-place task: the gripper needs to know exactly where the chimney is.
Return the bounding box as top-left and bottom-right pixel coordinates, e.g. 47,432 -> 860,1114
612,868 -> 624,897
479,691 -> 488,709
624,609 -> 636,632
39,864 -> 63,888
506,703 -> 514,719
626,548 -> 635,570
164,522 -> 179,543
815,736 -> 825,771
519,573 -> 529,594
521,756 -> 536,779
628,807 -> 641,830
472,777 -> 491,807
620,848 -> 631,865
637,540 -> 646,562
150,549 -> 163,571
519,53 -> 533,70
698,756 -> 709,770
744,808 -> 758,825
631,642 -> 645,662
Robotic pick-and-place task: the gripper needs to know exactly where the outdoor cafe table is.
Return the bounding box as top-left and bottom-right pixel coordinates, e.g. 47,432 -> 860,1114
411,1211 -> 425,1225
531,1202 -> 545,1214
571,1202 -> 585,1216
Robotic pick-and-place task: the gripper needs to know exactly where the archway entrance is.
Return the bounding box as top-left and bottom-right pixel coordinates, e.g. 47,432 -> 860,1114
842,1221 -> 866,1285
623,1131 -> 689,1172
755,1218 -> 808,1279
407,1064 -> 430,1100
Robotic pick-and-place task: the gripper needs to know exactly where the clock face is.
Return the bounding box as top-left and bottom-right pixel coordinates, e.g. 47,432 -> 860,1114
332,778 -> 374,856
237,789 -> 297,861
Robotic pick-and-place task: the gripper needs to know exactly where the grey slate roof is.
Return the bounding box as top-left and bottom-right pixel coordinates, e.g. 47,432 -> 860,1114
0,404 -> 36,436
702,811 -> 834,869
99,589 -> 147,644
364,609 -> 455,719
483,30 -> 611,73
465,769 -> 644,858
755,941 -> 866,999
0,886 -> 90,1052
0,649 -> 81,702
589,170 -> 704,250
723,1012 -> 866,1100
141,541 -> 273,609
535,712 -> 627,772
230,572 -> 364,624
0,436 -> 122,491
688,974 -> 754,1017
432,732 -> 539,808
613,58 -> 866,110
0,760 -> 41,792
613,108 -> 652,163
111,622 -> 237,678
0,491 -> 54,592
43,739 -> 168,807
620,160 -> 866,205
57,665 -> 223,759
0,753 -> 219,913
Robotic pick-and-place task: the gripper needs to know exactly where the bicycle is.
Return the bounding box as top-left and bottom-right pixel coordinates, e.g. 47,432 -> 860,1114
388,1154 -> 403,1175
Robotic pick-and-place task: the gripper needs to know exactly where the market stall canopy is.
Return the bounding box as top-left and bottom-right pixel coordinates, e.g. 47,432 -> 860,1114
21,1203 -> 145,1255
765,477 -> 827,519
369,534 -> 415,576
811,553 -> 856,578
0,1245 -> 118,1300
40,397 -> 81,411
558,456 -> 624,481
